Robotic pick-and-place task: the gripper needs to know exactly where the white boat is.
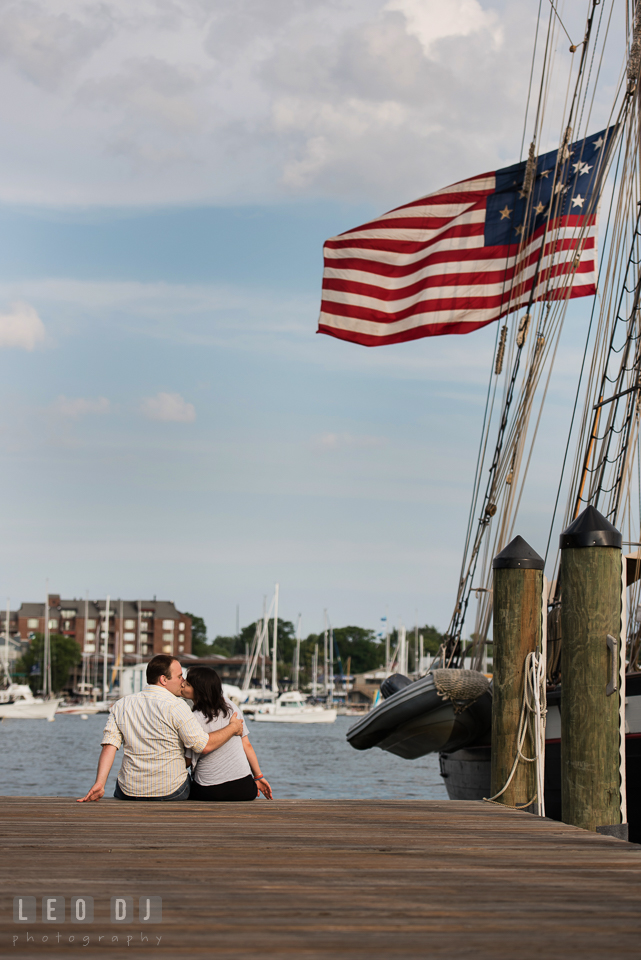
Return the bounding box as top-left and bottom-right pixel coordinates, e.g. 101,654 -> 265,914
56,702 -> 102,715
0,684 -> 61,720
253,691 -> 337,723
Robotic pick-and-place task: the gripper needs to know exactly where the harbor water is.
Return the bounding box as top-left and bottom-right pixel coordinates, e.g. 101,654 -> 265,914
0,714 -> 448,800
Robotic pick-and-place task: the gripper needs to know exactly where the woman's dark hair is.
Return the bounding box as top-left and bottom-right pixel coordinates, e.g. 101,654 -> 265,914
186,666 -> 230,723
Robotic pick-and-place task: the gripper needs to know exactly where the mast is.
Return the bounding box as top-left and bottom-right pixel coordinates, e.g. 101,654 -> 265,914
293,614 -> 301,691
328,623 -> 334,704
4,598 -> 9,683
398,624 -> 407,676
271,583 -> 279,695
384,609 -> 389,672
43,583 -> 50,698
118,598 -> 124,692
261,595 -> 266,695
312,643 -> 318,697
323,609 -> 328,697
102,595 -> 110,702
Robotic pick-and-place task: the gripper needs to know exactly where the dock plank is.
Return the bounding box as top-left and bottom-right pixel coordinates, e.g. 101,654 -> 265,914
1,798 -> 640,958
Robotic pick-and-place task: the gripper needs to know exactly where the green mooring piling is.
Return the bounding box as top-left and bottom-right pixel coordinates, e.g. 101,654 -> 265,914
491,536 -> 544,808
559,505 -> 623,832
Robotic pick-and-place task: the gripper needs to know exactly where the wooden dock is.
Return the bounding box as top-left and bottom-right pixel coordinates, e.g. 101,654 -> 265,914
2,797 -> 641,958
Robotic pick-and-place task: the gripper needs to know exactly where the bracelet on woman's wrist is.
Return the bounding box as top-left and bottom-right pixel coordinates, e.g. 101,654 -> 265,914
253,775 -> 265,781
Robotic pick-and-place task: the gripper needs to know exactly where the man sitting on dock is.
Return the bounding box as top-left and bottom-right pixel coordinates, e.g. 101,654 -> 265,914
78,654 -> 243,802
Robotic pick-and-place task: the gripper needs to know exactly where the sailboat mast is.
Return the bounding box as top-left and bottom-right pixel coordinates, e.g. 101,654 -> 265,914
43,585 -> 50,698
271,583 -> 279,695
102,595 -> 110,702
323,609 -> 328,697
294,614 -> 301,691
4,598 -> 9,681
312,643 -> 318,697
328,623 -> 334,705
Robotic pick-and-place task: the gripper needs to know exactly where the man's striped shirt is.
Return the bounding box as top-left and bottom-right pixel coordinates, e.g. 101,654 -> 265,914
101,685 -> 208,798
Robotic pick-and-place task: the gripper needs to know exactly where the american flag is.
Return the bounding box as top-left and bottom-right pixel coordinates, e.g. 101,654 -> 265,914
318,129 -> 612,347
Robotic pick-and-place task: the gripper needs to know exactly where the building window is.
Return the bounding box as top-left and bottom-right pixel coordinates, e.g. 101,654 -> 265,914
162,633 -> 173,642
85,632 -> 95,641
27,618 -> 39,629
162,643 -> 173,653
178,645 -> 184,652
48,620 -> 58,630
179,623 -> 185,632
124,619 -> 135,629
124,643 -> 135,653
140,624 -> 148,633
60,610 -> 76,618
124,632 -> 135,641
86,619 -> 96,629
84,643 -> 96,653
162,620 -> 174,630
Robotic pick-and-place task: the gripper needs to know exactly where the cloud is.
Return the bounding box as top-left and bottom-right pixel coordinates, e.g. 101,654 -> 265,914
140,391 -> 196,422
314,432 -> 386,450
385,0 -> 500,54
0,1 -> 113,88
51,395 -> 110,418
0,1 -> 600,207
0,301 -> 46,349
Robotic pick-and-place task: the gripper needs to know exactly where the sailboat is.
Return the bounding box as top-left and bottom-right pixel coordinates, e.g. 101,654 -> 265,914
0,604 -> 61,719
340,3 -> 641,839
250,612 -> 337,722
0,684 -> 60,721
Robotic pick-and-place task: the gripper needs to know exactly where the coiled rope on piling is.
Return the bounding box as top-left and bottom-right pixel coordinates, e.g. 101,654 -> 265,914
484,652 -> 547,817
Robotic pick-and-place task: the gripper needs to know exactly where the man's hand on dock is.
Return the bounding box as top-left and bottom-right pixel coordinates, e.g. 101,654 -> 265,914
77,783 -> 106,802
77,744 -> 117,802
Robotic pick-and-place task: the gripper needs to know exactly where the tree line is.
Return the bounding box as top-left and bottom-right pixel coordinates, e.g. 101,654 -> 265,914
188,615 -> 445,681
10,618 -> 447,694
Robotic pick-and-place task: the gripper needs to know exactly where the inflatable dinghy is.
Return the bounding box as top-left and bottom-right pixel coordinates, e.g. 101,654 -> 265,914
346,669 -> 492,760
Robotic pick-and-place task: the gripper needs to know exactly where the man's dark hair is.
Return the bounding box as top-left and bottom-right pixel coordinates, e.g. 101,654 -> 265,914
146,654 -> 178,686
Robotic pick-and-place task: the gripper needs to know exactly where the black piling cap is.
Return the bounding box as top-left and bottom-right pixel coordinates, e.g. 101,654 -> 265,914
559,504 -> 622,550
492,535 -> 544,570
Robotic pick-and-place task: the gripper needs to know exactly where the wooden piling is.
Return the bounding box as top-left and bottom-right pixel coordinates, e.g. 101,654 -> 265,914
491,536 -> 544,807
560,505 -> 623,832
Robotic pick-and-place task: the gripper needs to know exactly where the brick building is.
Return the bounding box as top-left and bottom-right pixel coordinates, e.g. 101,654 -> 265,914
16,597 -> 192,661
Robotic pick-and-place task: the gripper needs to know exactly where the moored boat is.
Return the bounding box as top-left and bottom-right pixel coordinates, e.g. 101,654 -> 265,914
0,684 -> 61,720
253,691 -> 337,723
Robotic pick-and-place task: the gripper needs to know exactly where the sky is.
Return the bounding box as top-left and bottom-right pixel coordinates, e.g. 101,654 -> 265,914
0,0 -> 627,641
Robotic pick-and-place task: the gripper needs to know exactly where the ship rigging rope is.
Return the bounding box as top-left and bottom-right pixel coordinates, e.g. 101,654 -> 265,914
544,130 -> 627,563
484,652 -> 547,816
446,0 -> 613,660
467,5 -> 631,652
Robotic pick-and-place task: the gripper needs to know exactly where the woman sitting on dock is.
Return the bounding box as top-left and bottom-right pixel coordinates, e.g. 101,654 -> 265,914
182,666 -> 272,802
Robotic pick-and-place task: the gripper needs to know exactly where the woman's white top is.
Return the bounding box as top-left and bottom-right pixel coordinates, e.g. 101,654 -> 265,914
188,697 -> 251,786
